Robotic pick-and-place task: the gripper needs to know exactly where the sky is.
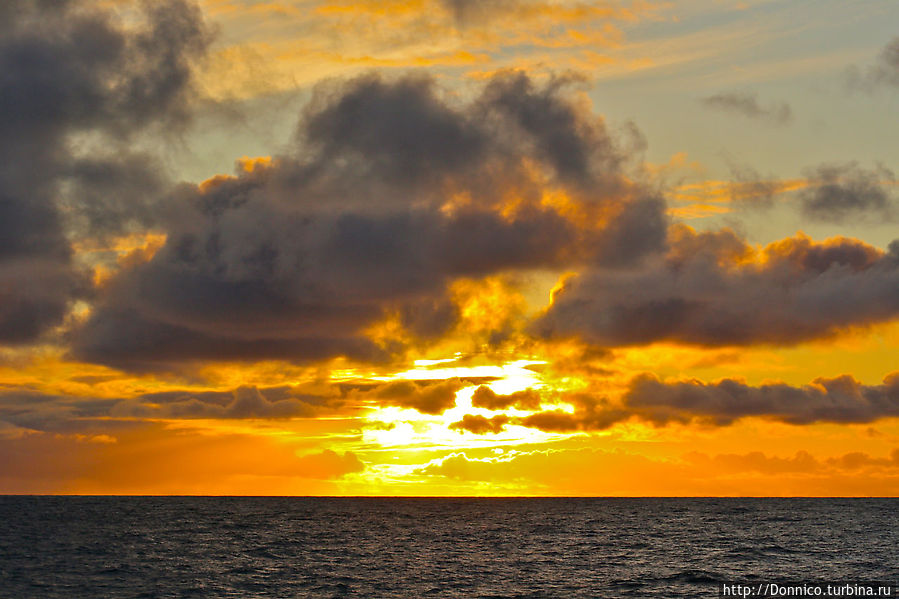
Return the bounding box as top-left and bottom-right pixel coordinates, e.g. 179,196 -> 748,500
1,0 -> 898,496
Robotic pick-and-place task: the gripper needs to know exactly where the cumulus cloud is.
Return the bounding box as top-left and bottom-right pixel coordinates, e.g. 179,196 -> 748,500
536,226 -> 899,348
0,0 -> 210,344
701,92 -> 792,125
69,71 -> 667,370
799,162 -> 897,223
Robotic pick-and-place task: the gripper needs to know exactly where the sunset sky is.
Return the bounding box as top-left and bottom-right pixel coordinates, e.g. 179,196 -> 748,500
2,0 -> 899,496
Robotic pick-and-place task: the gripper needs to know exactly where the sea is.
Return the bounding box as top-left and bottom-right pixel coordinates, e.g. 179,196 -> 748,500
0,497 -> 896,598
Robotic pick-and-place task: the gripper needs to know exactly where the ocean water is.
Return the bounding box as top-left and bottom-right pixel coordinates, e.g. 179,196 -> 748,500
0,497 -> 896,598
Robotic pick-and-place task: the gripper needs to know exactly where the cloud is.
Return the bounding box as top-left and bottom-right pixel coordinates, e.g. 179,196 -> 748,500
0,384 -> 337,434
725,164 -> 792,210
846,36 -> 899,91
516,393 -> 629,432
0,0 -> 211,345
0,423 -> 364,494
293,449 -> 364,479
440,0 -> 507,24
514,370 -> 899,432
478,72 -> 623,186
114,385 -> 326,420
701,91 -> 792,125
368,379 -> 465,415
623,371 -> 899,426
69,71 -> 667,370
449,413 -> 510,434
686,449 -> 899,476
470,385 -> 541,410
799,163 -> 897,223
536,226 -> 899,348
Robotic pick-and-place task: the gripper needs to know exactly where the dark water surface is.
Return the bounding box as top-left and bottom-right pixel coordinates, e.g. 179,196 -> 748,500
0,497 -> 896,598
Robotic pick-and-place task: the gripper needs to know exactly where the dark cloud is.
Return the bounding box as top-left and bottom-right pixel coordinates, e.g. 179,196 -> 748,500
511,371 -> 899,433
479,72 -> 610,185
0,384 -> 332,433
439,0 -> 518,26
471,386 -> 541,410
800,163 -> 896,223
114,385 -> 324,420
586,195 -> 668,267
701,92 -> 792,125
846,36 -> 899,91
624,371 -> 899,426
301,74 -> 487,188
536,226 -> 899,347
449,414 -> 510,434
517,393 -> 629,432
0,0 -> 211,345
70,71 -> 667,369
369,379 -> 464,415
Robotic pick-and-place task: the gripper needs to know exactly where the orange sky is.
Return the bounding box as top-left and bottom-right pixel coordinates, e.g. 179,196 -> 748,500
1,0 -> 898,496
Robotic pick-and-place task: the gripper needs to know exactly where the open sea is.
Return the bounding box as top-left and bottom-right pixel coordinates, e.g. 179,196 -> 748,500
0,497 -> 896,598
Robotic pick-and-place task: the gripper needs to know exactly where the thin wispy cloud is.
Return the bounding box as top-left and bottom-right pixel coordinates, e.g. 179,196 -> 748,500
701,91 -> 793,125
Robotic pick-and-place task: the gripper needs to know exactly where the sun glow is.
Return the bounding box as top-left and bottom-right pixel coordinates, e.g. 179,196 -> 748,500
362,358 -> 571,450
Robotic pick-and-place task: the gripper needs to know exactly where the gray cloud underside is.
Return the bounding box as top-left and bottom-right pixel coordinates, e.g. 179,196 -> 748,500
449,413 -> 511,434
365,378 -> 465,415
473,371 -> 899,434
0,385 -> 329,434
3,367 -> 897,435
536,227 -> 899,347
623,372 -> 899,426
0,377 -> 481,434
0,0 -> 210,344
6,1 -> 899,375
69,71 -> 667,369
